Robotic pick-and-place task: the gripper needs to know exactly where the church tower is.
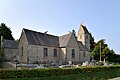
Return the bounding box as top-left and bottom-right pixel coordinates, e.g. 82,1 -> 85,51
77,24 -> 90,50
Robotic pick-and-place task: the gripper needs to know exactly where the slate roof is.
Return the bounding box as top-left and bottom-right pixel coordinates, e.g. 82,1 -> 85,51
23,29 -> 59,47
77,41 -> 89,51
4,40 -> 18,49
59,32 -> 72,47
23,28 -> 89,51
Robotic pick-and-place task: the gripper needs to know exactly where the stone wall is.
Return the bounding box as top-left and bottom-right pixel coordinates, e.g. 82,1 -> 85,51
79,51 -> 90,62
4,48 -> 18,61
27,44 -> 60,64
18,29 -> 90,64
18,30 -> 28,63
64,33 -> 80,63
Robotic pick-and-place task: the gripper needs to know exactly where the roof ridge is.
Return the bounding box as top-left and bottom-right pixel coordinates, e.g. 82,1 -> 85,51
23,28 -> 59,47
23,28 -> 59,37
59,32 -> 72,37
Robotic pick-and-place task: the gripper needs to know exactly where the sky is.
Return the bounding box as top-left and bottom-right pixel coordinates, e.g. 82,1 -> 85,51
0,0 -> 120,54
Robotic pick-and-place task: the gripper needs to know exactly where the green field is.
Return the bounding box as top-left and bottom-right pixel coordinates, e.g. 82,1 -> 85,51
2,69 -> 120,80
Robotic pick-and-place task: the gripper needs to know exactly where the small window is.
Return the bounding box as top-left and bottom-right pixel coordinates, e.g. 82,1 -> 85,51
53,49 -> 57,57
21,47 -> 23,56
43,48 -> 48,57
83,51 -> 85,58
72,49 -> 75,58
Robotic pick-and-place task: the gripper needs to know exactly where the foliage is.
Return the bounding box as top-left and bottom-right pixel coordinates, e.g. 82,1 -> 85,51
101,47 -> 110,60
0,23 -> 14,65
0,23 -> 14,40
0,46 -> 4,67
4,69 -> 120,80
0,66 -> 120,79
0,52 -> 3,63
90,39 -> 120,63
89,33 -> 95,52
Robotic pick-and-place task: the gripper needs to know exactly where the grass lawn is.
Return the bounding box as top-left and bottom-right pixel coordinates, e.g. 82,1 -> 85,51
2,69 -> 120,80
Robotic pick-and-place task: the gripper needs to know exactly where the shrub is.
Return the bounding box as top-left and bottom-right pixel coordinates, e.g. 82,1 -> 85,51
0,66 -> 120,79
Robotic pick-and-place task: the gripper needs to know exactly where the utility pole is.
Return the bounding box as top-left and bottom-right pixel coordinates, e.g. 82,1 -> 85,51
99,43 -> 101,62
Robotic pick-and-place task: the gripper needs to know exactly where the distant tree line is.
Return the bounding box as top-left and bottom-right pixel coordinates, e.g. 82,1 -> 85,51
90,33 -> 120,63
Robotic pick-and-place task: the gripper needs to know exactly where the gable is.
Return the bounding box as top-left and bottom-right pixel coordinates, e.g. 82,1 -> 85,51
59,33 -> 71,47
66,33 -> 78,48
19,29 -> 28,45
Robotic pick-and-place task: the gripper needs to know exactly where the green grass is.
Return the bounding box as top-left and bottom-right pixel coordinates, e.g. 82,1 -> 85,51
2,69 -> 120,80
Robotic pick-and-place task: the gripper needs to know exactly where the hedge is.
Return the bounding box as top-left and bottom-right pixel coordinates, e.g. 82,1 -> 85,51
0,66 -> 120,79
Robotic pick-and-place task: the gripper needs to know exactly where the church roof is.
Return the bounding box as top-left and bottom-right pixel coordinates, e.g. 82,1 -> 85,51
77,41 -> 89,51
4,39 -> 18,49
22,28 -> 89,51
59,32 -> 72,47
23,29 -> 59,47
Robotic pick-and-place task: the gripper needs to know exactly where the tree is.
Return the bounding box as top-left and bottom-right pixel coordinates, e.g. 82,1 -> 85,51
0,23 -> 14,66
90,39 -> 109,61
101,47 -> 110,60
90,38 -> 120,63
89,32 -> 120,63
0,23 -> 14,40
89,33 -> 95,52
90,45 -> 100,60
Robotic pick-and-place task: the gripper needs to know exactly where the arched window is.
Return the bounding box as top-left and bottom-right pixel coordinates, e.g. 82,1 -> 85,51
53,49 -> 57,57
72,49 -> 75,58
43,48 -> 48,57
83,51 -> 85,58
21,47 -> 23,56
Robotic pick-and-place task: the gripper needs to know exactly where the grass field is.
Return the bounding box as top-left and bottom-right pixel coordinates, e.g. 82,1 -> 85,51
2,69 -> 120,80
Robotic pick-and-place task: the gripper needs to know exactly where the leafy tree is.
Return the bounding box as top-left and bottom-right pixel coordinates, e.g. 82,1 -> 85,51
89,32 -> 120,63
0,23 -> 14,65
101,47 -> 110,60
96,39 -> 108,49
90,38 -> 120,63
89,33 -> 96,52
90,39 -> 112,61
0,23 -> 14,40
90,45 -> 100,60
90,39 -> 105,60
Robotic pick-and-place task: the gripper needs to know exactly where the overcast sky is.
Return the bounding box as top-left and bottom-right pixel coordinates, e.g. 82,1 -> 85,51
0,0 -> 120,54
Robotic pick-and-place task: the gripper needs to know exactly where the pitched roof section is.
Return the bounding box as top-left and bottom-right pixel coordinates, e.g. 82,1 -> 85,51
81,24 -> 89,34
22,28 -> 89,50
23,28 -> 59,47
4,40 -> 18,49
59,32 -> 72,47
77,41 -> 89,51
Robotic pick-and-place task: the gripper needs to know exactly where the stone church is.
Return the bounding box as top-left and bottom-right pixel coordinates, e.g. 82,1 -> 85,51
2,24 -> 90,65
18,24 -> 90,64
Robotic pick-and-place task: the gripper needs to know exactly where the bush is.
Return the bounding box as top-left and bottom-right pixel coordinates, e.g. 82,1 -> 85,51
0,66 -> 120,79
